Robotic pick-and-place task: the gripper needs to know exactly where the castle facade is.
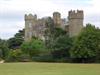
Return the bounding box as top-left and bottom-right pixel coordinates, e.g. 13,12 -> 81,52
24,10 -> 84,41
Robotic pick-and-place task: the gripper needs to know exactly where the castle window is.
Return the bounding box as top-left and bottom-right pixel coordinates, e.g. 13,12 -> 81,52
29,23 -> 32,28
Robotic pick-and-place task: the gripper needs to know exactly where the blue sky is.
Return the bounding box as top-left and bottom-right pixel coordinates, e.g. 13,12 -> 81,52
0,0 -> 100,39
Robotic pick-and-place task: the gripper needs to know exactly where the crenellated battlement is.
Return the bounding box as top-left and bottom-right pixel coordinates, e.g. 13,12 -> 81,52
25,14 -> 37,21
53,12 -> 61,17
68,10 -> 84,37
68,10 -> 84,19
24,10 -> 84,41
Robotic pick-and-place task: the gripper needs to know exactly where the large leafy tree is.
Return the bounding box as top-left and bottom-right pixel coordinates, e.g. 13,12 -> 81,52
44,17 -> 72,59
95,27 -> 100,62
44,17 -> 54,49
44,17 -> 67,49
70,24 -> 100,63
51,35 -> 72,58
8,29 -> 24,49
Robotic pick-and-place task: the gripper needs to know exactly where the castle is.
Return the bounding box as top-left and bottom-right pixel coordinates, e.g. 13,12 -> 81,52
24,10 -> 84,41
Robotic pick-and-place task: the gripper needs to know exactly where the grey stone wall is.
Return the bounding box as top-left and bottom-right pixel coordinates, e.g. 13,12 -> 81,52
24,10 -> 84,41
68,10 -> 84,37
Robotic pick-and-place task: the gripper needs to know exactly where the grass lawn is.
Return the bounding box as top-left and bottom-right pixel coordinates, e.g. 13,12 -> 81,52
0,62 -> 100,75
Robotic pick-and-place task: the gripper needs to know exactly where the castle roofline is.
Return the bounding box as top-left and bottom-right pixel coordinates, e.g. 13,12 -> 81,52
25,14 -> 37,20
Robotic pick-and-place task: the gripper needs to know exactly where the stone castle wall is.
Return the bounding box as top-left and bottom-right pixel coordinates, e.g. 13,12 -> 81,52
68,10 -> 84,37
25,14 -> 37,41
24,10 -> 84,41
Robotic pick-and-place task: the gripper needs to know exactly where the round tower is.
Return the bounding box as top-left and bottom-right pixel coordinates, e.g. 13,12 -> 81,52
24,14 -> 37,41
53,12 -> 61,28
68,10 -> 84,37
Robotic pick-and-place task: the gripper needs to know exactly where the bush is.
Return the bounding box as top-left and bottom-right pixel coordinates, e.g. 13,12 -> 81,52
32,54 -> 54,62
21,37 -> 46,58
6,49 -> 23,62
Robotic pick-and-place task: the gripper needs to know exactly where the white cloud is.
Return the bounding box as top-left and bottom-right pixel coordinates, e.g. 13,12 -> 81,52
92,0 -> 100,11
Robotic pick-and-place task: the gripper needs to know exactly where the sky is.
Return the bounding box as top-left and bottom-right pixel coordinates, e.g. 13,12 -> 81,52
0,0 -> 100,39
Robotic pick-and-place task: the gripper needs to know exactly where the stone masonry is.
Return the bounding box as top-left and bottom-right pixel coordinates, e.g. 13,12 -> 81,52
24,10 -> 84,41
68,10 -> 84,37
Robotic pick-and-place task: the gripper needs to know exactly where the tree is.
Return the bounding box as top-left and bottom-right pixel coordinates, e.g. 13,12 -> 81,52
95,28 -> 100,62
70,24 -> 100,63
6,49 -> 23,62
0,39 -> 9,60
14,29 -> 24,38
44,17 -> 67,50
21,37 -> 45,58
44,17 -> 54,49
8,29 -> 24,49
44,17 -> 72,61
51,35 -> 72,59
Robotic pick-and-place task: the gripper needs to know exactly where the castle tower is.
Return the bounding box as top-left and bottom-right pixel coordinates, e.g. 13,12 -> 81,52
68,10 -> 84,37
24,14 -> 37,41
53,12 -> 61,28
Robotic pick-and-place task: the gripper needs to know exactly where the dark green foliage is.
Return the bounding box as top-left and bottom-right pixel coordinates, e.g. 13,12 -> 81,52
7,29 -> 24,49
0,39 -> 9,59
44,17 -> 54,49
53,28 -> 67,39
32,54 -> 54,62
14,29 -> 24,38
70,24 -> 100,63
1,22 -> 100,63
48,28 -> 71,60
52,35 -> 72,51
95,28 -> 100,62
51,35 -> 72,58
44,17 -> 72,62
44,17 -> 67,49
8,37 -> 23,49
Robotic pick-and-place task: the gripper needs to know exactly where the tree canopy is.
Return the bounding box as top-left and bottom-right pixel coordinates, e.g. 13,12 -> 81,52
70,24 -> 100,62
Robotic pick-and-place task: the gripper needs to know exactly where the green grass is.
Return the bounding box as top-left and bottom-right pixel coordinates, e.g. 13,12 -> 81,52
0,62 -> 100,75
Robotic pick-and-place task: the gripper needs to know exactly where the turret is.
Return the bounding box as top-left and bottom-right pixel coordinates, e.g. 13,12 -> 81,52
24,14 -> 37,41
68,10 -> 84,19
25,14 -> 37,21
68,10 -> 84,37
53,12 -> 61,28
